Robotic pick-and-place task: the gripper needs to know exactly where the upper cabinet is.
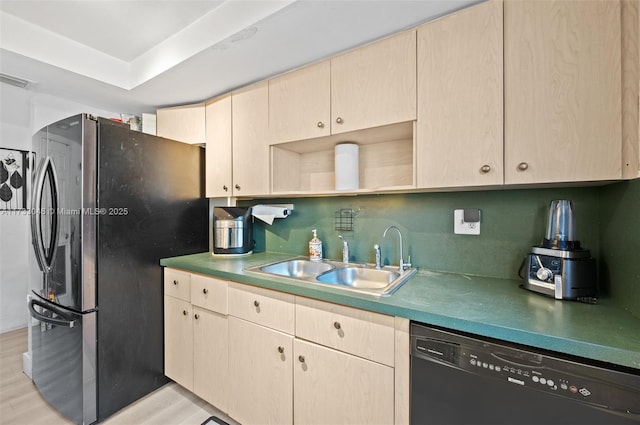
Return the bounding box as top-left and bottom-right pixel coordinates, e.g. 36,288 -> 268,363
205,95 -> 232,198
269,30 -> 416,145
231,81 -> 270,197
156,103 -> 206,144
416,0 -> 503,189
504,0 -> 622,184
269,61 -> 331,144
330,30 -> 416,134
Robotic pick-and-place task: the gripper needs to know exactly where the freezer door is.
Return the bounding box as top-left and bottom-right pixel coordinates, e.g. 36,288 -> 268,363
29,293 -> 96,424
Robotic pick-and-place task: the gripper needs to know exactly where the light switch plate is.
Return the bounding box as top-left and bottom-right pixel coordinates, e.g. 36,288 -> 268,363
454,209 -> 480,235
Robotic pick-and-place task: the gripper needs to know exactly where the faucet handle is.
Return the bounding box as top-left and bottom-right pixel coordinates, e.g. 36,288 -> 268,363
403,255 -> 412,271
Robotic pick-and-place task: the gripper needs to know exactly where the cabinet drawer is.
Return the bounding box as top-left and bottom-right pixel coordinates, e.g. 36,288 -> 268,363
295,297 -> 395,366
164,268 -> 191,301
228,282 -> 295,334
191,274 -> 228,314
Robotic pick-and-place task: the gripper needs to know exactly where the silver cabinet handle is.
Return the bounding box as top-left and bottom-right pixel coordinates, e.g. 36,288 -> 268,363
317,121 -> 324,128
333,321 -> 341,330
223,185 -> 228,192
336,117 -> 343,124
298,355 -> 305,363
182,310 -> 188,316
517,162 -> 529,171
278,346 -> 284,354
173,280 -> 179,285
235,184 -> 241,191
194,313 -> 200,320
253,300 -> 260,308
203,288 -> 208,294
480,164 -> 491,173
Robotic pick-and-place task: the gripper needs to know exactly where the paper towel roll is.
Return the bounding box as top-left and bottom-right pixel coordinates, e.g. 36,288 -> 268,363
335,143 -> 359,191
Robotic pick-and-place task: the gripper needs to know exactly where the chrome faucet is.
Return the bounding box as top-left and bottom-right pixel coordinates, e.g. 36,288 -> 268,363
338,235 -> 349,263
383,225 -> 411,272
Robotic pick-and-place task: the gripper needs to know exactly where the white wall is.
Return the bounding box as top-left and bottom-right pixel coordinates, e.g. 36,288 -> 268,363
0,83 -> 118,333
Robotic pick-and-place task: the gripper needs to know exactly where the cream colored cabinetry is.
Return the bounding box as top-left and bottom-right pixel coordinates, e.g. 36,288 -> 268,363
270,30 -> 416,195
228,282 -> 294,425
417,0 -> 503,188
622,0 -> 640,179
294,297 -> 397,425
163,269 -> 229,412
156,103 -> 206,144
331,30 -> 416,135
205,95 -> 233,198
231,81 -> 270,196
294,339 -> 394,425
504,0 -> 622,184
269,61 -> 331,144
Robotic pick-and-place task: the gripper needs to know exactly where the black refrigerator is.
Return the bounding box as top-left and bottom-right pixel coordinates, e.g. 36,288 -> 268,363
27,114 -> 208,424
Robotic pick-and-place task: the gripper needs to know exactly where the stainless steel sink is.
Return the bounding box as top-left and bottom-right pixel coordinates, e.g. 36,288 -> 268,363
259,259 -> 334,278
245,257 -> 416,296
316,266 -> 401,289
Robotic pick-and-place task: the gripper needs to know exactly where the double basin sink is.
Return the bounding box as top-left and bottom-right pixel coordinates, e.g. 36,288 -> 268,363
245,257 -> 416,296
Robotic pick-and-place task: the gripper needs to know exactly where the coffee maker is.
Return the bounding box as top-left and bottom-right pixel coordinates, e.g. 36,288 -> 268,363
211,207 -> 254,255
523,200 -> 596,300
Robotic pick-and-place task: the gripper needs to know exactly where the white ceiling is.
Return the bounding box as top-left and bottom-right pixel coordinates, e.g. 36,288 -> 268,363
0,0 -> 479,114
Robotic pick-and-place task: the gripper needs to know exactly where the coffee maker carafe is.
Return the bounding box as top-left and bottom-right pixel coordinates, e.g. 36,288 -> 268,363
523,200 -> 596,300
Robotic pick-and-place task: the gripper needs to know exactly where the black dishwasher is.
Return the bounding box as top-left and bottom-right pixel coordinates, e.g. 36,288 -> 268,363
410,323 -> 640,425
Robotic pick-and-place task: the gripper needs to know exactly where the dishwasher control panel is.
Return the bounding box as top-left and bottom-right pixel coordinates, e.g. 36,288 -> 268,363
412,325 -> 640,417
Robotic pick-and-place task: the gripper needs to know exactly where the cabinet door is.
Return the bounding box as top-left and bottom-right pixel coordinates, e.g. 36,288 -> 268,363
417,0 -> 503,188
331,30 -> 416,134
228,317 -> 293,425
193,307 -> 228,412
505,0 -> 622,184
205,95 -> 233,197
294,339 -> 394,425
232,81 -> 270,196
269,61 -> 331,144
156,103 -> 206,144
164,296 -> 193,391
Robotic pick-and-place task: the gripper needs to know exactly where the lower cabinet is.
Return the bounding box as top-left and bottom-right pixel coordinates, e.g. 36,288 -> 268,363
228,317 -> 293,425
164,269 -> 409,425
294,339 -> 394,425
164,295 -> 193,390
163,269 -> 229,412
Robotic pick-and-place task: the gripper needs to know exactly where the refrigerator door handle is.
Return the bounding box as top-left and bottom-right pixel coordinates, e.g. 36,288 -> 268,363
31,156 -> 60,274
28,297 -> 77,328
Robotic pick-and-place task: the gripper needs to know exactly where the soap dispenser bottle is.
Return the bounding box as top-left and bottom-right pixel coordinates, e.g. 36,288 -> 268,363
309,229 -> 323,262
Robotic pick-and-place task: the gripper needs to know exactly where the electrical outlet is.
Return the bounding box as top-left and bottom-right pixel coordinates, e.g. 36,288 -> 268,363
454,209 -> 481,235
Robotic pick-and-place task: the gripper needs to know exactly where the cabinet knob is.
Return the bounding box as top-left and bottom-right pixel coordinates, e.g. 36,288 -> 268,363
480,164 -> 491,173
235,184 -> 241,190
194,313 -> 200,320
517,162 -> 529,171
278,346 -> 285,354
173,280 -> 178,285
298,355 -> 305,363
253,300 -> 260,308
203,288 -> 208,294
336,117 -> 343,124
333,321 -> 341,330
317,121 -> 324,128
182,310 -> 188,316
223,185 -> 228,192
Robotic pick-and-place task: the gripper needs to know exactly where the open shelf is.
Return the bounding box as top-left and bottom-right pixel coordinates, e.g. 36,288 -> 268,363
271,121 -> 415,195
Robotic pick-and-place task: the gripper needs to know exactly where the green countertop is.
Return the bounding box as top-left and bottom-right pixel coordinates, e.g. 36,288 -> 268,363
161,252 -> 640,370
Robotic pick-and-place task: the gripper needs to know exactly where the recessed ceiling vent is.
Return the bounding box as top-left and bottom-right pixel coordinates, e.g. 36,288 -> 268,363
0,73 -> 32,89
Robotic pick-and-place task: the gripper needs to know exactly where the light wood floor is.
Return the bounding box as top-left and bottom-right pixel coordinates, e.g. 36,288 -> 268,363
0,328 -> 237,425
